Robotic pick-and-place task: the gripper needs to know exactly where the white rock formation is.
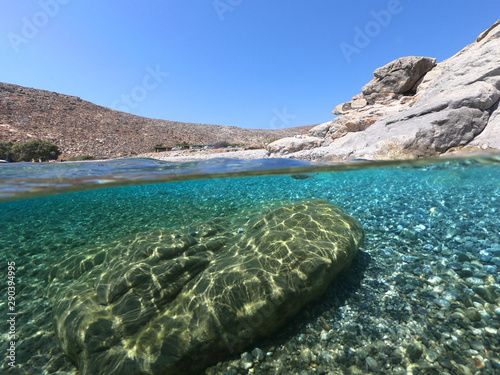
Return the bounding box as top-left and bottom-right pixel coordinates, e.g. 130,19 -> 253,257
270,19 -> 500,161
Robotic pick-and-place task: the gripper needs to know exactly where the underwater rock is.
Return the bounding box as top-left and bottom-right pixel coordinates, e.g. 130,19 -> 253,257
48,199 -> 364,375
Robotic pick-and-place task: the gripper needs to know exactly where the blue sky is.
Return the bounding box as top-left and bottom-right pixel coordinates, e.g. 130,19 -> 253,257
1,1 -> 499,129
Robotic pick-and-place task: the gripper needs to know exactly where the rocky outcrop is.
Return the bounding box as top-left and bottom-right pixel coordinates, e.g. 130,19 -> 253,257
361,56 -> 437,103
48,199 -> 364,375
269,19 -> 500,161
330,20 -> 500,160
305,56 -> 438,153
266,135 -> 323,155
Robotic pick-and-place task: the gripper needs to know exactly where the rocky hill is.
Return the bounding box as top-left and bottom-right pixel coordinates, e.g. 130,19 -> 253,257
267,19 -> 500,161
0,82 -> 314,159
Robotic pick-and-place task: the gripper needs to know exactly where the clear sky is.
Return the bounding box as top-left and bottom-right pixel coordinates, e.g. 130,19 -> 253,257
1,1 -> 499,129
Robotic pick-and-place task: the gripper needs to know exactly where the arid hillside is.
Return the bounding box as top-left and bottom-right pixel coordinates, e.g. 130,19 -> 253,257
0,82 -> 314,158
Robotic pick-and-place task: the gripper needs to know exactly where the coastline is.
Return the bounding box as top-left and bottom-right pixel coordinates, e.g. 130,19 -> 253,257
138,147 -> 500,164
138,148 -> 270,162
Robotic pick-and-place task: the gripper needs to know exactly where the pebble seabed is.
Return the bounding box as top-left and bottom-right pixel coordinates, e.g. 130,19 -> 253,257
0,159 -> 499,374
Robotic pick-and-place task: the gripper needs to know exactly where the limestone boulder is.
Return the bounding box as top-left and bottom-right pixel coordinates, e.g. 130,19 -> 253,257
308,122 -> 332,138
332,94 -> 368,116
333,102 -> 352,115
350,93 -> 368,109
267,135 -> 322,155
361,56 -> 437,103
48,199 -> 364,375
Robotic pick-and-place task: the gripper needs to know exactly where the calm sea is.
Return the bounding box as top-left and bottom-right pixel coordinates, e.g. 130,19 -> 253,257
0,155 -> 499,374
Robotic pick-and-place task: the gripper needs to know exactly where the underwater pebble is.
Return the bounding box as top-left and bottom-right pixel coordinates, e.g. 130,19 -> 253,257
491,357 -> 500,370
300,348 -> 313,363
485,327 -> 497,336
365,356 -> 379,372
438,357 -> 453,369
240,352 -> 253,370
428,276 -> 443,285
402,284 -> 415,293
491,257 -> 500,266
434,298 -> 451,308
458,268 -> 474,278
478,250 -> 492,262
403,255 -> 418,263
483,265 -> 498,274
424,348 -> 438,363
457,252 -> 471,262
448,262 -> 462,270
320,330 -> 333,341
406,341 -> 424,362
471,341 -> 486,351
442,290 -> 459,301
475,286 -> 498,303
465,308 -> 482,322
422,265 -> 433,275
465,277 -> 483,286
251,348 -> 264,361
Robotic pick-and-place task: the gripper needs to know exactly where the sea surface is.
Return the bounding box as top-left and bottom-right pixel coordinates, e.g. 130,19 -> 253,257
0,155 -> 499,374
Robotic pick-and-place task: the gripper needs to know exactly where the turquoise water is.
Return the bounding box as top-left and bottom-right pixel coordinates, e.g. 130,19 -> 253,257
0,156 -> 499,374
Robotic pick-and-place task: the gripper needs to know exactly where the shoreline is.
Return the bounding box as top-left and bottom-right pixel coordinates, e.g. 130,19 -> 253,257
138,147 -> 500,164
138,148 -> 270,162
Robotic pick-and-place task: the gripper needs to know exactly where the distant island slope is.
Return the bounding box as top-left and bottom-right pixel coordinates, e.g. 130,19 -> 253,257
0,82 -> 314,159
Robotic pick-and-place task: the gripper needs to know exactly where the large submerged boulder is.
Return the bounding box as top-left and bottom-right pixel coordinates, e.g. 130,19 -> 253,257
48,199 -> 364,375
